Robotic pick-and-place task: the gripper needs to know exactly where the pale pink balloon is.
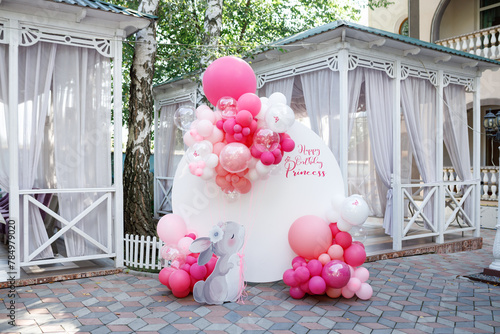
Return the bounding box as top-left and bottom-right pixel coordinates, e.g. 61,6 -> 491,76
347,277 -> 362,292
326,287 -> 342,298
196,105 -> 216,123
183,132 -> 196,147
318,253 -> 331,265
354,267 -> 370,282
177,237 -> 194,254
156,214 -> 188,245
196,119 -> 214,137
341,286 -> 356,299
355,282 -> 373,300
327,244 -> 344,260
219,142 -> 252,173
206,127 -> 224,144
202,56 -> 257,106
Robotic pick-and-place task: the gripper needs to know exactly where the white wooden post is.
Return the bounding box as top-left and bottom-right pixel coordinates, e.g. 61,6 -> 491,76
473,74 -> 481,238
436,70 -> 445,244
9,19 -> 20,279
154,103 -> 160,218
491,147 -> 500,271
338,47 -> 349,194
113,29 -> 125,268
392,60 -> 402,251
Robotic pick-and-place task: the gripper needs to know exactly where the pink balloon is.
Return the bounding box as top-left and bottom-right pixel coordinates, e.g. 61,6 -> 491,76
219,142 -> 252,173
196,119 -> 214,137
347,277 -> 362,292
288,215 -> 332,260
292,256 -> 306,268
341,286 -> 356,299
177,237 -> 194,255
238,93 -> 261,117
354,267 -> 370,282
159,267 -> 175,289
309,276 -> 327,295
172,287 -> 190,298
289,286 -> 305,299
307,259 -> 323,277
260,151 -> 275,166
335,231 -> 352,249
189,263 -> 208,280
169,269 -> 191,293
355,283 -> 373,300
203,56 -> 257,106
157,214 -> 188,245
318,253 -> 331,265
294,266 -> 311,284
344,244 -> 367,267
185,255 -> 197,265
322,260 -> 351,289
283,269 -> 299,287
328,244 -> 344,260
326,287 -> 342,298
235,110 -> 254,127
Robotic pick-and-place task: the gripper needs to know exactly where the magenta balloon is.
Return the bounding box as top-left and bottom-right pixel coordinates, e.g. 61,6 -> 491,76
168,269 -> 191,292
283,268 -> 299,287
308,276 -> 327,295
344,244 -> 367,267
289,286 -> 306,299
307,259 -> 323,277
294,266 -> 311,284
203,56 -> 257,106
322,260 -> 351,289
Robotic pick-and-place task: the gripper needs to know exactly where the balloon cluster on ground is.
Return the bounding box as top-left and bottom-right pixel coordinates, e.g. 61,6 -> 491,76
174,56 -> 296,198
156,214 -> 217,298
284,195 -> 373,300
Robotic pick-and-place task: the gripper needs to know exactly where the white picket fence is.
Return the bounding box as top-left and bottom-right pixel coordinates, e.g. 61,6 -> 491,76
124,234 -> 164,271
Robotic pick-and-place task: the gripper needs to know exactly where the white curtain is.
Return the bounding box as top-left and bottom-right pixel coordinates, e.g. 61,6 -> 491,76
52,45 -> 112,257
156,103 -> 181,212
401,76 -> 437,228
364,68 -> 395,235
444,84 -> 473,224
259,77 -> 294,104
301,69 -> 341,158
18,43 -> 57,260
0,44 -> 8,191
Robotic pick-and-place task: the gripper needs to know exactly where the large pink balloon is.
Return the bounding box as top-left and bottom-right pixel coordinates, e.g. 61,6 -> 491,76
288,215 -> 332,260
157,214 -> 188,245
202,56 -> 257,106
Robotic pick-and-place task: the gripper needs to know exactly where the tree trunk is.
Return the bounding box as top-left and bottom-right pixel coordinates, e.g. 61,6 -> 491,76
123,0 -> 159,237
197,0 -> 224,106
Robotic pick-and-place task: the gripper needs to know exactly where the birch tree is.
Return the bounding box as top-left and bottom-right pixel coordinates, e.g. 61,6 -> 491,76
123,0 -> 159,236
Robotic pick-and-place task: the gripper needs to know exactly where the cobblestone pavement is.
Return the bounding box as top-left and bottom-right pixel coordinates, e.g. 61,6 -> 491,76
1,229 -> 499,333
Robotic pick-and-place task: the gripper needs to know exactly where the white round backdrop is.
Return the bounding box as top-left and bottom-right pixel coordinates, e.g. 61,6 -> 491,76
172,122 -> 345,282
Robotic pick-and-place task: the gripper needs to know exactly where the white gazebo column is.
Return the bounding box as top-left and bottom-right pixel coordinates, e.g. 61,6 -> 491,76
338,47 -> 349,194
153,104 -> 160,219
436,70 -> 445,244
113,30 -> 124,268
392,60 -> 402,251
473,74 -> 481,238
8,19 -> 20,279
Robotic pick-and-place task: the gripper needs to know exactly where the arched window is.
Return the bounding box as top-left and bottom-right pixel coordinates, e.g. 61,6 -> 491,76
399,18 -> 409,36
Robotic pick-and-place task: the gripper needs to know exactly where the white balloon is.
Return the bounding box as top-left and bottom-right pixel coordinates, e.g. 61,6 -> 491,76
341,195 -> 370,226
336,218 -> 352,232
255,161 -> 271,176
268,92 -> 287,105
205,127 -> 224,144
265,103 -> 295,133
201,168 -> 215,180
186,140 -> 213,162
326,208 -> 341,223
205,153 -> 219,168
331,193 -> 346,211
183,132 -> 196,147
196,119 -> 214,137
247,169 -> 260,181
196,105 -> 216,123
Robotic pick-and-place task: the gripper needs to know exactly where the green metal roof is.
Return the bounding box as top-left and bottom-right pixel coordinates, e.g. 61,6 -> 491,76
270,20 -> 500,66
50,0 -> 157,20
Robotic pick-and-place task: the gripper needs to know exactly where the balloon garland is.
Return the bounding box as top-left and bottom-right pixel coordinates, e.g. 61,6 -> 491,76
174,56 -> 296,198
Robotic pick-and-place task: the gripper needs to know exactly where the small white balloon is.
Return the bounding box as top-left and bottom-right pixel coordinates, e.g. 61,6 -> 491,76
255,160 -> 272,176
341,195 -> 370,226
196,119 -> 214,137
205,153 -> 219,168
336,218 -> 352,232
326,208 -> 341,223
247,169 -> 260,181
186,140 -> 213,162
265,103 -> 295,133
201,168 -> 215,180
268,92 -> 287,105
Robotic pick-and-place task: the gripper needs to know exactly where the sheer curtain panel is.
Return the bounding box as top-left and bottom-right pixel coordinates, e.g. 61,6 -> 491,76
52,45 -> 112,257
259,77 -> 294,104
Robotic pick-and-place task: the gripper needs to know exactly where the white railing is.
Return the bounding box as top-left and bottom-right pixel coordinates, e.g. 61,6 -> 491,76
20,188 -> 116,267
154,176 -> 174,218
436,24 -> 500,60
443,166 -> 499,201
124,234 -> 163,271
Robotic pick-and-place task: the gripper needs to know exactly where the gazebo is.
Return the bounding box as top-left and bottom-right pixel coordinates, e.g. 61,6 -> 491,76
153,20 -> 500,252
0,0 -> 153,280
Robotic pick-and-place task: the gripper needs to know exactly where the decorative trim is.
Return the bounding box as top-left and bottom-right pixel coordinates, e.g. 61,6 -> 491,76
159,92 -> 196,106
352,55 -> 395,78
443,73 -> 475,91
401,65 -> 438,85
19,24 -> 113,57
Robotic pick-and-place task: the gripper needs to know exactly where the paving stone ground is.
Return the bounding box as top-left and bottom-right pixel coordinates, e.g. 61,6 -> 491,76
1,228 -> 499,333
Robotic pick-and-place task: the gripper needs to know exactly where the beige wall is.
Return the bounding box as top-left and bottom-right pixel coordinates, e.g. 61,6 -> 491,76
368,0 -> 408,34
439,0 -> 476,40
419,0 -> 441,41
